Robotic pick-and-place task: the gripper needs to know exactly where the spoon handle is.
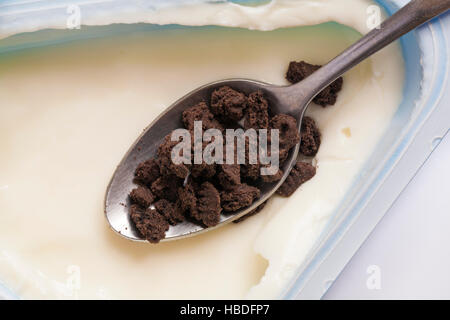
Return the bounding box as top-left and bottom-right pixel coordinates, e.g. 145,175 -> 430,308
291,0 -> 450,104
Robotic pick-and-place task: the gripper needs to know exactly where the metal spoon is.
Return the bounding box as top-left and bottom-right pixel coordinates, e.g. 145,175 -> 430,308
105,0 -> 450,242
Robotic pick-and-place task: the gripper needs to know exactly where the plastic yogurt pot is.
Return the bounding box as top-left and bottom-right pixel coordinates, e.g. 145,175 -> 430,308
0,0 -> 449,299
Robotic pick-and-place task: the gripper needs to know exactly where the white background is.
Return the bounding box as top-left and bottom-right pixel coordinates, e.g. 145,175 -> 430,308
324,131 -> 450,299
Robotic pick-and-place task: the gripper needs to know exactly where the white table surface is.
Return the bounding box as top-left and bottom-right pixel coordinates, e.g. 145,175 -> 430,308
324,130 -> 450,299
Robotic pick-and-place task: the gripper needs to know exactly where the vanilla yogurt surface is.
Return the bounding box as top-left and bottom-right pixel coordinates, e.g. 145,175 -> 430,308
0,0 -> 404,299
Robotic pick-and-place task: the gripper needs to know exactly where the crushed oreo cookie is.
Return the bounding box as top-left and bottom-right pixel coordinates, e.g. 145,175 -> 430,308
151,175 -> 182,203
276,161 -> 316,197
195,182 -> 222,227
127,59 -> 341,242
300,116 -> 321,157
217,164 -> 241,190
270,114 -> 300,151
210,86 -> 247,122
286,60 -> 343,107
154,199 -> 185,225
134,159 -> 160,186
129,186 -> 155,209
130,204 -> 169,244
244,91 -> 269,130
157,134 -> 190,179
182,102 -> 223,131
221,183 -> 260,212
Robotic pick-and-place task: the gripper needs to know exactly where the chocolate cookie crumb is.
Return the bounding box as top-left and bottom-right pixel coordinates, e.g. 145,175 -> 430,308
276,161 -> 316,197
211,86 -> 247,122
270,114 -> 300,151
130,204 -> 169,243
274,148 -> 289,165
241,163 -> 260,181
261,167 -> 283,183
191,162 -> 217,179
286,61 -> 343,107
286,60 -> 319,84
221,183 -> 260,212
182,102 -> 223,131
300,116 -> 321,157
241,137 -> 261,180
154,199 -> 185,225
233,201 -> 267,223
129,185 -> 155,208
244,91 -> 269,129
134,159 -> 160,186
195,182 -> 222,227
178,179 -> 198,218
157,133 -> 190,179
151,175 -> 181,202
190,130 -> 218,179
218,164 -> 241,190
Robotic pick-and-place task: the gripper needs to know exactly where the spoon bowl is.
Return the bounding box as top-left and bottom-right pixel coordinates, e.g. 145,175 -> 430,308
104,78 -> 305,242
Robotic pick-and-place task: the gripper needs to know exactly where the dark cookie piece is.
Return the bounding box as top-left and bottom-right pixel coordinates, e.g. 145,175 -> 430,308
220,183 -> 260,212
154,199 -> 185,225
240,163 -> 260,181
134,159 -> 160,186
260,167 -> 283,183
259,145 -> 289,183
286,60 -> 319,84
314,81 -> 343,106
174,200 -> 187,222
279,148 -> 289,164
151,175 -> 181,202
269,147 -> 289,166
157,133 -> 190,179
178,179 -> 198,217
129,185 -> 155,208
244,91 -> 269,129
300,116 -> 321,157
210,86 -> 247,122
276,161 -> 316,197
182,102 -> 223,131
270,114 -> 300,151
233,201 -> 267,223
190,129 -> 217,179
130,204 -> 169,243
194,182 -> 222,227
240,136 -> 260,180
217,164 -> 241,190
286,61 -> 343,107
191,162 -> 217,179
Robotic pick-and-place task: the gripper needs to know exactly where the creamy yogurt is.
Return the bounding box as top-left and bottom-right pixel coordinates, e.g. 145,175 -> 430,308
0,0 -> 404,299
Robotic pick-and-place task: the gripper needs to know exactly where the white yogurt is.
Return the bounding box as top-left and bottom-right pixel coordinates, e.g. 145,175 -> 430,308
0,0 -> 404,299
